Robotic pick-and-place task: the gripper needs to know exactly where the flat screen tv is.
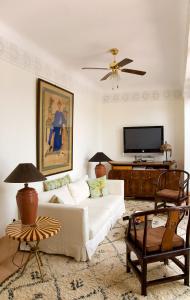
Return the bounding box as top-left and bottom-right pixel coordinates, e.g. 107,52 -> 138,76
123,126 -> 164,153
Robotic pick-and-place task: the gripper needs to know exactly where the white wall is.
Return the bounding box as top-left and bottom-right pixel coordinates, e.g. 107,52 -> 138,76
184,81 -> 190,173
0,59 -> 100,237
100,90 -> 184,169
184,29 -> 190,173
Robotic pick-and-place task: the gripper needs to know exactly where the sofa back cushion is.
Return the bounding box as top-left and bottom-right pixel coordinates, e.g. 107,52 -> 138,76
43,174 -> 71,191
87,176 -> 108,198
38,184 -> 75,205
68,175 -> 90,204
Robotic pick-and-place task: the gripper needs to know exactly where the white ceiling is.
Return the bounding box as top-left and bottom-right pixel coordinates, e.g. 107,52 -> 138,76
0,0 -> 189,90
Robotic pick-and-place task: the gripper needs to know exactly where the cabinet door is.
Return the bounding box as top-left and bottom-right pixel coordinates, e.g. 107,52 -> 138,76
130,170 -> 162,197
139,171 -> 153,197
142,170 -> 161,197
121,170 -> 131,197
129,171 -> 144,196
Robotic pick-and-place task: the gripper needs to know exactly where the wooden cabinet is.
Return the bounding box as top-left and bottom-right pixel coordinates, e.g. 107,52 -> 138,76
108,161 -> 176,198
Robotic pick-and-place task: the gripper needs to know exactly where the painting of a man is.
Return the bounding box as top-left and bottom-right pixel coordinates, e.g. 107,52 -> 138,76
37,79 -> 73,176
48,99 -> 66,152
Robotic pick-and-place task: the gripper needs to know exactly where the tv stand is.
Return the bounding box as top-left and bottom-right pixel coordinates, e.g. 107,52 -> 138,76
108,160 -> 176,198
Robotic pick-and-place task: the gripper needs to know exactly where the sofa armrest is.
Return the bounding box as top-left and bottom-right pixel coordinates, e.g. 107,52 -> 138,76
106,179 -> 124,197
38,203 -> 89,244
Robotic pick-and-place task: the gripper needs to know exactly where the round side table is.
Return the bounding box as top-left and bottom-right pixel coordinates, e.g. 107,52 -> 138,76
6,216 -> 61,280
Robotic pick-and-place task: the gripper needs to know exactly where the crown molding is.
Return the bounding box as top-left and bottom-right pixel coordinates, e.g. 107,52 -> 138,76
0,32 -> 96,93
102,89 -> 183,103
0,28 -> 185,99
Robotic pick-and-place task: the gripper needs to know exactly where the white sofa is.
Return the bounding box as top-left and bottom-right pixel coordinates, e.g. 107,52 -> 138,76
38,179 -> 125,261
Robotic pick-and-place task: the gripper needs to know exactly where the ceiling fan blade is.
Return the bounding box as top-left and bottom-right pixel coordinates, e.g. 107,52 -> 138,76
100,72 -> 113,81
116,58 -> 133,68
82,67 -> 109,70
121,68 -> 146,75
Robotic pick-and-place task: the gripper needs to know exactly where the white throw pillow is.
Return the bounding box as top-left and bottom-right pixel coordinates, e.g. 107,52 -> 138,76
38,189 -> 56,204
38,185 -> 75,205
53,185 -> 75,205
68,175 -> 90,203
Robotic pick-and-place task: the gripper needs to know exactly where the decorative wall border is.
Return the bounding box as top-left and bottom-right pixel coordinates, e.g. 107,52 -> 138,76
102,89 -> 183,103
0,33 -> 96,93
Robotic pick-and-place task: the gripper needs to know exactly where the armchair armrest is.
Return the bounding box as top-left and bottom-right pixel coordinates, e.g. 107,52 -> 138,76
106,179 -> 124,197
179,180 -> 189,189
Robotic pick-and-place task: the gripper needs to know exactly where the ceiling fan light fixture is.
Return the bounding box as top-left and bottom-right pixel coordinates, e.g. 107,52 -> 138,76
110,70 -> 119,90
81,47 -> 146,90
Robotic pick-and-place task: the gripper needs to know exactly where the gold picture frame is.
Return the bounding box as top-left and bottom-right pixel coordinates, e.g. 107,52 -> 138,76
37,79 -> 74,176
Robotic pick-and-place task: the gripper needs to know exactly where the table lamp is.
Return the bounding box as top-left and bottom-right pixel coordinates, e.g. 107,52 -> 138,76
89,152 -> 111,178
4,163 -> 46,225
160,141 -> 172,163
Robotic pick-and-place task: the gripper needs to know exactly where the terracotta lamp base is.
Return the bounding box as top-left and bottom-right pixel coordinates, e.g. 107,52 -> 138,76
95,163 -> 106,178
16,184 -> 38,225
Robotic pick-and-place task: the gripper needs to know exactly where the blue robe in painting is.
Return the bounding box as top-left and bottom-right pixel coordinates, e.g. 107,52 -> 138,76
48,111 -> 66,151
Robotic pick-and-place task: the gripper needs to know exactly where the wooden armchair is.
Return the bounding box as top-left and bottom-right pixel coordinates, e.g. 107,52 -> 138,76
125,206 -> 190,296
154,169 -> 189,210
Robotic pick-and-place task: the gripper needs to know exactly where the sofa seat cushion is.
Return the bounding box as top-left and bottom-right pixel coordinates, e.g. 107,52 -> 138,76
80,194 -> 123,239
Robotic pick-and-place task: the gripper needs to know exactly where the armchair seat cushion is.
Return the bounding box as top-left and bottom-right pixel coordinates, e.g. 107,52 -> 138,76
156,189 -> 179,200
129,226 -> 184,252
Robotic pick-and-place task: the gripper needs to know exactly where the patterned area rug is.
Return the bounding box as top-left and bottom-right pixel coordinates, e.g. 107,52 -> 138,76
0,200 -> 190,300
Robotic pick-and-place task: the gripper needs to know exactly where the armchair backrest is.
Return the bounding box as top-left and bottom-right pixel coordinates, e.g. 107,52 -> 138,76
157,169 -> 190,195
161,210 -> 181,251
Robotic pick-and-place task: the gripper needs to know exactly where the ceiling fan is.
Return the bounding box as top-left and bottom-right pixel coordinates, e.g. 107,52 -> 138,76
82,48 -> 146,82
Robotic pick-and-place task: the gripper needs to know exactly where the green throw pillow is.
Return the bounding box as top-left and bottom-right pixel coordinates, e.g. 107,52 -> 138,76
48,195 -> 61,203
87,176 -> 108,198
43,174 -> 71,191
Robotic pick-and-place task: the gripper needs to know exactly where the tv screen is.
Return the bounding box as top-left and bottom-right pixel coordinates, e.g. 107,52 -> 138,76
123,126 -> 164,153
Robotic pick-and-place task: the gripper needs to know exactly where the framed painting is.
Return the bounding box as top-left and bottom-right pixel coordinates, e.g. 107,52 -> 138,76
37,79 -> 74,176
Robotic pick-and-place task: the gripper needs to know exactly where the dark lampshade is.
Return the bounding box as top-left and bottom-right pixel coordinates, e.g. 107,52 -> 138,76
4,163 -> 46,183
4,163 -> 46,225
89,152 -> 111,178
89,152 -> 111,163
